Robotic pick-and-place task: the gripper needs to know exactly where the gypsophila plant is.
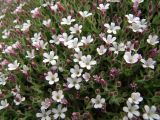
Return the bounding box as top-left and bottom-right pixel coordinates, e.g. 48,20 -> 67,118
0,0 -> 160,120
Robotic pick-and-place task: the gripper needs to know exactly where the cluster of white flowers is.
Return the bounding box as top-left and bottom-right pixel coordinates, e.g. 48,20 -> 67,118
123,92 -> 160,120
31,32 -> 48,50
36,104 -> 67,120
1,0 -> 159,119
11,85 -> 25,105
125,14 -> 147,33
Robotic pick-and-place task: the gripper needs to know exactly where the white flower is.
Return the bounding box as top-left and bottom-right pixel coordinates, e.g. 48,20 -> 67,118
79,55 -> 97,70
43,19 -> 51,28
73,51 -> 83,63
21,65 -> 29,74
141,58 -> 156,69
61,16 -> 75,25
125,14 -> 140,23
69,24 -> 82,34
8,60 -> 20,71
36,108 -> 52,120
79,11 -> 92,18
123,101 -> 140,119
129,22 -> 142,33
70,65 -> 83,78
104,22 -> 120,34
0,99 -> 9,110
106,0 -> 120,2
123,52 -> 140,64
0,14 -> 5,20
147,35 -> 159,46
109,42 -> 125,54
0,72 -> 8,85
14,94 -> 25,105
3,46 -> 14,54
97,45 -> 107,55
36,40 -> 48,50
45,71 -> 59,85
31,7 -> 41,18
102,34 -> 116,45
26,49 -> 35,59
132,0 -> 144,3
42,2 -> 50,7
50,4 -> 58,12
43,51 -> 59,65
139,19 -> 147,29
91,95 -> 105,109
125,41 -> 135,52
49,35 -> 61,45
143,105 -> 160,120
67,77 -> 82,90
21,20 -> 31,32
81,35 -> 94,45
52,90 -> 64,103
11,85 -> 20,96
59,33 -> 74,46
41,98 -> 52,110
31,33 -> 47,50
97,4 -> 110,12
67,38 -> 83,52
13,3 -> 25,14
2,29 -> 10,39
52,104 -> 67,119
128,92 -> 143,104
123,116 -> 129,120
82,72 -> 90,82
31,32 -> 41,43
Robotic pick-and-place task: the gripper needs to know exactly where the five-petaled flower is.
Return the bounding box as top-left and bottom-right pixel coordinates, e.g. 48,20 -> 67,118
43,51 -> 59,65
91,95 -> 105,109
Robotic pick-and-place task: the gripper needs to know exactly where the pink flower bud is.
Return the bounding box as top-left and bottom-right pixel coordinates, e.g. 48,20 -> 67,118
109,68 -> 119,78
56,2 -> 66,12
31,8 -> 41,18
148,48 -> 159,58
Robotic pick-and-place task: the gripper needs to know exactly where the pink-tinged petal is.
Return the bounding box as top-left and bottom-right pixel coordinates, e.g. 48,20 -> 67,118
68,84 -> 74,88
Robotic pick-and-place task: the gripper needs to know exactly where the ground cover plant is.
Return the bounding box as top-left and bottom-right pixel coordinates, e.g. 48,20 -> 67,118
0,0 -> 160,120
